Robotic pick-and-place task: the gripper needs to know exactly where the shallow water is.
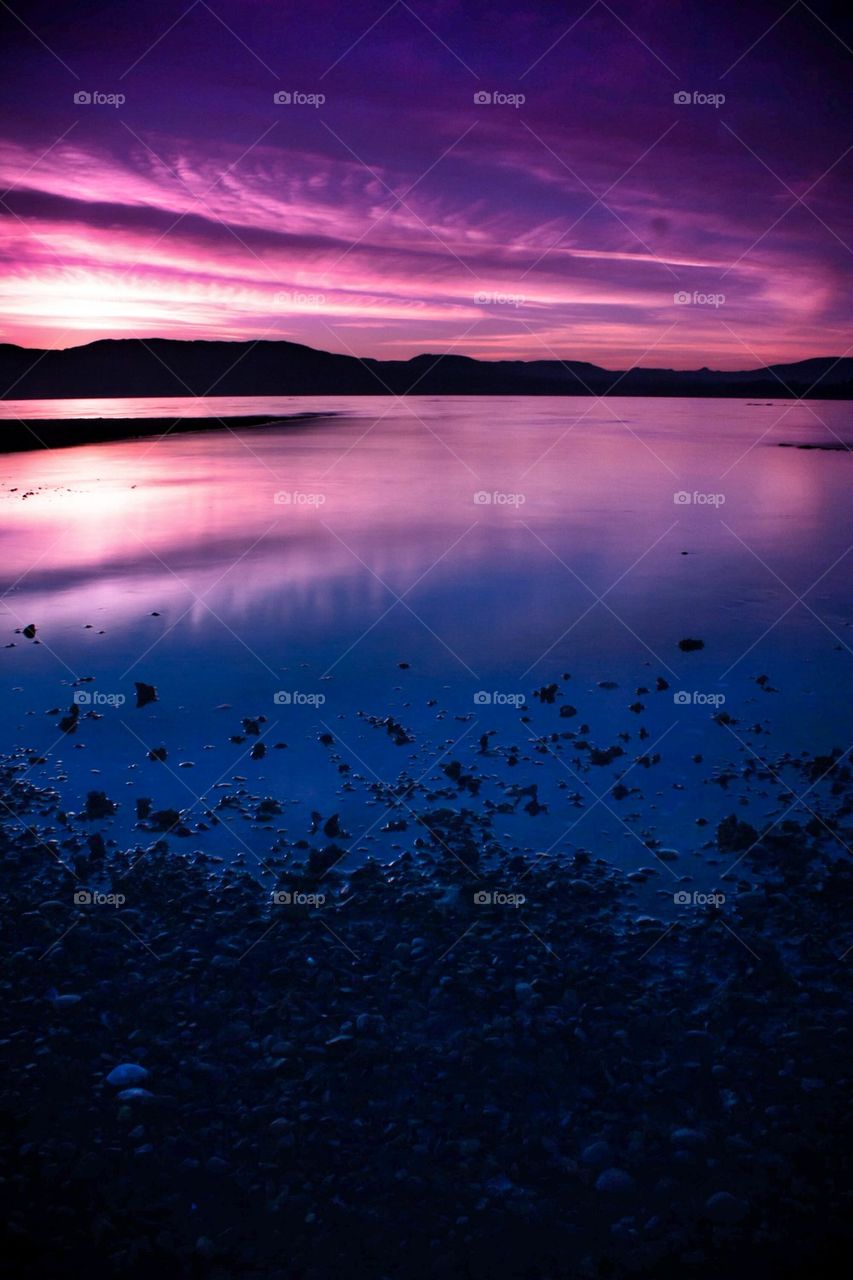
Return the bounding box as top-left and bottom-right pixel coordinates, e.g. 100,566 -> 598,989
1,396 -> 851,887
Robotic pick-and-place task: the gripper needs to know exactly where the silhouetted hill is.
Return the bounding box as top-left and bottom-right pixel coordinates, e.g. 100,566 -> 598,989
1,338 -> 851,399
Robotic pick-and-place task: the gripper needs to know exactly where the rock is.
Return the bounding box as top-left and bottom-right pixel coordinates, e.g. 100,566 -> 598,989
581,1141 -> 613,1168
135,682 -> 157,708
704,1191 -> 748,1224
106,1064 -> 149,1087
670,1127 -> 707,1147
84,790 -> 117,820
23,623 -> 37,638
717,815 -> 759,853
595,1168 -> 635,1193
678,638 -> 704,652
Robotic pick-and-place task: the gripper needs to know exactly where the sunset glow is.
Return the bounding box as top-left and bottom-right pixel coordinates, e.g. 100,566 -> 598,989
1,0 -> 850,367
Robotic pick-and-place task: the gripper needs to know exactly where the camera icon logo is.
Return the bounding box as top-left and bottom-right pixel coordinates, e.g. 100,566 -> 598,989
473,691 -> 492,705
271,890 -> 292,905
673,291 -> 691,305
673,890 -> 691,904
673,690 -> 692,705
473,490 -> 492,504
474,90 -> 492,105
273,90 -> 292,104
473,891 -> 492,904
73,689 -> 92,705
74,90 -> 92,104
673,91 -> 691,105
274,690 -> 292,704
673,490 -> 692,504
74,889 -> 93,905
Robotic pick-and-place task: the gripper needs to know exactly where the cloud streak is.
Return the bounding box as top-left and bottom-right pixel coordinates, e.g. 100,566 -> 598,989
0,0 -> 850,365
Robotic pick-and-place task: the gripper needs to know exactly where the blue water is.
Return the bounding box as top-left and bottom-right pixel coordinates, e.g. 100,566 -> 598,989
1,395 -> 850,892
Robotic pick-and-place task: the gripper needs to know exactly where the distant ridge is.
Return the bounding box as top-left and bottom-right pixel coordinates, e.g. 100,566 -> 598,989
1,338 -> 851,400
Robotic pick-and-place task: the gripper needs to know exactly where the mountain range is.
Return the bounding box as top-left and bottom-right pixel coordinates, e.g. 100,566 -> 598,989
2,338 -> 851,399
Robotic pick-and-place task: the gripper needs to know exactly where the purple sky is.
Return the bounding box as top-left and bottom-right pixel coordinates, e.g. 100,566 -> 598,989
0,0 -> 851,366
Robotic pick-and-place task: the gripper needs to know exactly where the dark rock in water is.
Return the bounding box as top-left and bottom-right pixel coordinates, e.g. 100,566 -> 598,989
398,661 -> 410,669
106,1063 -> 149,1087
318,732 -> 334,746
534,683 -> 559,703
59,703 -> 80,734
250,742 -> 266,760
147,746 -> 168,762
242,717 -> 261,735
84,790 -> 117,820
704,1191 -> 748,1224
135,681 -> 158,708
595,1167 -> 635,1193
323,813 -> 345,838
23,623 -> 37,639
656,676 -> 670,691
717,814 -> 759,853
678,637 -> 704,652
87,833 -> 106,859
598,680 -> 618,689
135,797 -> 152,820
149,808 -> 182,832
559,704 -> 577,718
309,844 -> 344,875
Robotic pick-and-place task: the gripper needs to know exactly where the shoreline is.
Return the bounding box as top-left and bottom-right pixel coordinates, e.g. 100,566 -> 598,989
0,413 -> 335,454
1,747 -> 851,1278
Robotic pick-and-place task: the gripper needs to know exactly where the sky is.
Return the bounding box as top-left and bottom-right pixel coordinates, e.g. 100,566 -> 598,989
0,0 -> 851,368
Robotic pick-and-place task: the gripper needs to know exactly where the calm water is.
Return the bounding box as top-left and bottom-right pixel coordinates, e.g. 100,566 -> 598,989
1,396 -> 851,885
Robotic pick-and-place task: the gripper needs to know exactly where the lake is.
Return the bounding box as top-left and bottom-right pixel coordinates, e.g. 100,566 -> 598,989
1,395 -> 851,895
